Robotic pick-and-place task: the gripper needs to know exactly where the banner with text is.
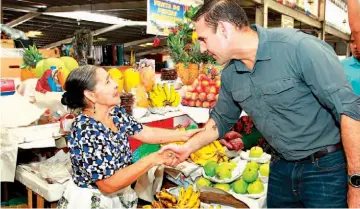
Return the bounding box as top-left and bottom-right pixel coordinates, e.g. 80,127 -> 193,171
147,0 -> 186,36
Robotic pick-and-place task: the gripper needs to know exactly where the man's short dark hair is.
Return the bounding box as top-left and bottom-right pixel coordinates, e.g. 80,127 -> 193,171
191,0 -> 249,31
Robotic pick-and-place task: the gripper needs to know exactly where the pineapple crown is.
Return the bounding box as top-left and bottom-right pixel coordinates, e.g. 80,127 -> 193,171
21,44 -> 43,70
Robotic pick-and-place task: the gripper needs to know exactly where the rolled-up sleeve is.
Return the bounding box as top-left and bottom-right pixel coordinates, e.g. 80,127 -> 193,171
296,37 -> 360,122
210,71 -> 241,138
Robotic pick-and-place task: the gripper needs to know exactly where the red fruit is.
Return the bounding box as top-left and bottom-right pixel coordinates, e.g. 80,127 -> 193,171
235,120 -> 243,132
195,85 -> 203,93
185,92 -> 193,99
181,98 -> 188,106
187,85 -> 195,92
201,80 -> 209,87
170,27 -> 177,34
215,80 -> 221,88
198,74 -> 207,81
229,138 -> 244,151
199,92 -> 207,101
210,68 -> 217,75
242,116 -> 249,122
204,86 -> 211,94
207,93 -> 216,101
209,79 -> 216,86
202,101 -> 210,108
195,100 -> 202,107
209,86 -> 217,94
188,100 -> 195,107
224,131 -> 242,141
210,101 -> 217,108
191,92 -> 199,100
153,37 -> 160,47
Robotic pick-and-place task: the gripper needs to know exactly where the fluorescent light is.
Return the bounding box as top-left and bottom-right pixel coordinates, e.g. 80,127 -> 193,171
26,31 -> 43,37
44,11 -> 126,25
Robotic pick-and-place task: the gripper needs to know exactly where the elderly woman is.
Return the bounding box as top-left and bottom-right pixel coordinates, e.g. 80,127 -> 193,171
57,65 -> 203,209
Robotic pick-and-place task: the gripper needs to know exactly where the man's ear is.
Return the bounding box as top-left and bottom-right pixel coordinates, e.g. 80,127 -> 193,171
84,90 -> 96,104
217,21 -> 230,39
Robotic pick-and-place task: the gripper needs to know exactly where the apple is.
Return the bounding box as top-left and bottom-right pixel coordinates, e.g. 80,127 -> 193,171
196,177 -> 212,188
232,178 -> 248,194
209,86 -> 217,94
259,163 -> 269,177
195,100 -> 202,107
242,168 -> 258,183
247,180 -> 264,194
199,92 -> 207,101
215,80 -> 221,88
209,79 -> 216,86
210,101 -> 217,108
204,86 -> 211,94
196,85 -> 204,93
193,79 -> 199,87
199,74 -> 208,81
201,80 -> 209,87
202,101 -> 210,108
215,75 -> 221,80
181,98 -> 188,106
246,161 -> 259,171
249,146 -> 264,158
187,85 -> 195,92
215,94 -> 219,101
204,161 -> 218,177
207,93 -> 216,101
191,92 -> 199,100
188,100 -> 195,107
185,92 -> 193,99
214,183 -> 231,192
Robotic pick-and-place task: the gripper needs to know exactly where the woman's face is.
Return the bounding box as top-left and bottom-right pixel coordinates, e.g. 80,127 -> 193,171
91,68 -> 121,107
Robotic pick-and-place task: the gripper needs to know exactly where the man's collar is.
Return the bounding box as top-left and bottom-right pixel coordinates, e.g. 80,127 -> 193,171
234,24 -> 271,72
350,56 -> 360,66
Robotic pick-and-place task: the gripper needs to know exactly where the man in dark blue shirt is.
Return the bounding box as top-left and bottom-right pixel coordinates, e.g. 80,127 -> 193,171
162,0 -> 360,207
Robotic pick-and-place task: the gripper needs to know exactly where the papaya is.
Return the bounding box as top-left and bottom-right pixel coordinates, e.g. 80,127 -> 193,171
123,68 -> 140,93
108,68 -> 124,93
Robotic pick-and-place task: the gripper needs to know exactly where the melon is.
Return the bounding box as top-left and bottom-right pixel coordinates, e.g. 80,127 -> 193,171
123,68 -> 140,93
108,68 -> 124,93
60,56 -> 79,72
35,59 -> 45,78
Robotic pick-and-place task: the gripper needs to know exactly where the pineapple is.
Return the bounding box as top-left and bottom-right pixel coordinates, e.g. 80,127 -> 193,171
21,45 -> 43,81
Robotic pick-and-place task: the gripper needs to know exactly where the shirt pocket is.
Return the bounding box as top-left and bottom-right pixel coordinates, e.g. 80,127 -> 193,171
259,78 -> 296,108
232,88 -> 253,114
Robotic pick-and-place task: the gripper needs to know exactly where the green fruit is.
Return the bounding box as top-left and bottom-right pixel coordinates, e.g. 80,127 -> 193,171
228,161 -> 237,171
60,56 -> 79,72
35,59 -> 45,78
247,180 -> 264,194
242,168 -> 258,183
232,178 -> 248,194
196,177 -> 212,188
216,169 -> 232,180
214,183 -> 231,192
249,146 -> 264,158
204,161 -> 218,177
246,161 -> 259,171
259,163 -> 270,177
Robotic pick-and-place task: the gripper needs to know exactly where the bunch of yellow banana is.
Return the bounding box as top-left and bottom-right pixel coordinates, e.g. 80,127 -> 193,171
148,83 -> 180,107
143,189 -> 177,208
177,185 -> 201,209
190,141 -> 228,166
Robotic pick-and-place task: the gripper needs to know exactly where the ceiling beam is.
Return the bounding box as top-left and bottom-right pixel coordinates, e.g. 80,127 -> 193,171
6,12 -> 41,27
123,37 -> 156,47
325,25 -> 350,41
42,21 -> 147,49
2,4 -> 38,13
45,1 -> 147,13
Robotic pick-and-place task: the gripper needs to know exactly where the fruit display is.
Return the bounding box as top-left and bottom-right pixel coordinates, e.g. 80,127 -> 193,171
148,84 -> 180,108
259,163 -> 269,177
135,85 -> 149,108
181,73 -> 221,108
190,141 -> 228,166
143,186 -> 201,209
232,161 -> 265,195
219,131 -> 244,151
139,59 -> 156,92
203,161 -> 237,180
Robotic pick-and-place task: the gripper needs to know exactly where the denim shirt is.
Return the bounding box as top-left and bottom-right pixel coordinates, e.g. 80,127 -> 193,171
211,25 -> 360,160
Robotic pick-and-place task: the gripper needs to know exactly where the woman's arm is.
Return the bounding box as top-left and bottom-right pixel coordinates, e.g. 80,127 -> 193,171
132,125 -> 205,144
96,151 -> 174,194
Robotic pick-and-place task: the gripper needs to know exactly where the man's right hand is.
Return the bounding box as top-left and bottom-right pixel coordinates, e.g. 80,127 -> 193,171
159,143 -> 192,166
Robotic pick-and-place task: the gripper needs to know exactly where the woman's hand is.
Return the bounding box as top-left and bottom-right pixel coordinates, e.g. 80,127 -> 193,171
148,150 -> 179,167
179,128 -> 205,142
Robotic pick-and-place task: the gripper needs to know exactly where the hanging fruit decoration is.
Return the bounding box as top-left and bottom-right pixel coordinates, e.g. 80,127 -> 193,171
153,37 -> 161,47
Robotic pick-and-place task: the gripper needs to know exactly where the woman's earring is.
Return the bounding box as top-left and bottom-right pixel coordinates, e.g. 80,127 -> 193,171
93,102 -> 96,114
